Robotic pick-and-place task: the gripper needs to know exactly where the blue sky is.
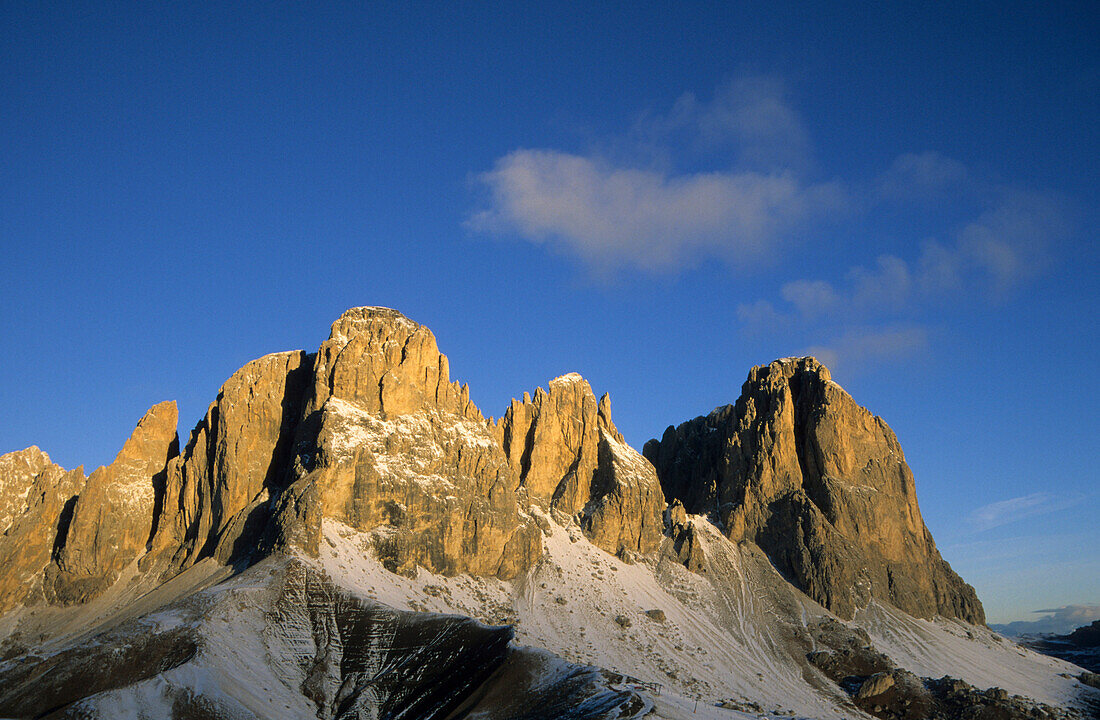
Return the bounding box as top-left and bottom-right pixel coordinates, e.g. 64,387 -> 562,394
1,2 -> 1096,624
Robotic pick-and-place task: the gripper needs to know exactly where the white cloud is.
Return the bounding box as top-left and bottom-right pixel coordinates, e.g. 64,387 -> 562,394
763,253 -> 915,330
469,149 -> 845,272
804,326 -> 929,372
957,191 -> 1065,295
779,279 -> 840,320
849,254 -> 912,311
764,188 -> 1064,327
915,238 -> 964,295
627,76 -> 813,172
736,299 -> 790,329
969,492 -> 1081,532
877,151 -> 968,200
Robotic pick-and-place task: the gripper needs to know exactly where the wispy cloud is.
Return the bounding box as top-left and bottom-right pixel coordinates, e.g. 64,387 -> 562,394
469,149 -> 844,273
469,77 -> 1070,372
969,492 -> 1082,532
632,76 -> 814,172
877,151 -> 968,200
735,181 -> 1068,371
804,326 -> 929,372
469,77 -> 846,273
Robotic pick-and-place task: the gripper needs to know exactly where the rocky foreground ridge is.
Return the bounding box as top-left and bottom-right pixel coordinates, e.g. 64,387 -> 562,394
3,307 -> 1093,719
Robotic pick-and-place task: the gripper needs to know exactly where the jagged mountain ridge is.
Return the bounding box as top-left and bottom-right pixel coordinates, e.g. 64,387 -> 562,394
0,307 -> 1094,719
0,307 -> 665,613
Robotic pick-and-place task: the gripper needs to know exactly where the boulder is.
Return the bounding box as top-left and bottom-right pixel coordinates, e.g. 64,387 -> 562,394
855,671 -> 895,701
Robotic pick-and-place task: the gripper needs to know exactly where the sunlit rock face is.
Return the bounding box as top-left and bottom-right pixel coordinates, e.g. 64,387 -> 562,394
493,372 -> 666,558
148,350 -> 313,574
268,307 -> 543,578
46,401 -> 179,605
645,357 -> 984,624
0,447 -> 85,612
268,307 -> 663,577
3,307 -> 1089,720
0,307 -> 667,612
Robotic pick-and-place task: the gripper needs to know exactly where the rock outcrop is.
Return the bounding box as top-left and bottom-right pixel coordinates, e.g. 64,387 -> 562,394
644,357 -> 984,624
494,374 -> 665,557
45,401 -> 179,604
267,308 -> 663,575
0,307 -> 670,610
148,350 -> 312,572
268,308 -> 542,578
0,314 -> 986,639
0,448 -> 84,612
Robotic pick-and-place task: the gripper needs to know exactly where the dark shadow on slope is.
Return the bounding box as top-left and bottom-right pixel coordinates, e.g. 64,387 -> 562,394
50,495 -> 79,561
0,626 -> 197,718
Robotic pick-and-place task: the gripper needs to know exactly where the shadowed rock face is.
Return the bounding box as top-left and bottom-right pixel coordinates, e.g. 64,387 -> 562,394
644,357 -> 984,624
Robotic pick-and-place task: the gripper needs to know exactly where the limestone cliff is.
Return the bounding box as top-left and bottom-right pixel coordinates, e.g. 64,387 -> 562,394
0,448 -> 84,612
267,308 -> 661,576
46,401 -> 179,604
0,315 -> 983,631
644,357 -> 984,624
267,307 -> 542,578
493,374 -> 665,557
148,350 -> 312,573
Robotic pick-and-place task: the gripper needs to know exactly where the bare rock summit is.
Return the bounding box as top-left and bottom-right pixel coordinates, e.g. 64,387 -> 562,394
46,401 -> 179,604
644,356 -> 984,623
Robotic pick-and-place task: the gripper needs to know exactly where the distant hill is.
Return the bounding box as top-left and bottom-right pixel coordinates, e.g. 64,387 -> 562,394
1019,620 -> 1100,674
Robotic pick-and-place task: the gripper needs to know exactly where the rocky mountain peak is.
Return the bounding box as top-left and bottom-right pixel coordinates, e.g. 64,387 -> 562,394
0,318 -> 982,632
307,306 -> 479,421
43,401 -> 179,604
99,400 -> 179,489
494,373 -> 664,557
0,446 -> 55,535
645,356 -> 984,624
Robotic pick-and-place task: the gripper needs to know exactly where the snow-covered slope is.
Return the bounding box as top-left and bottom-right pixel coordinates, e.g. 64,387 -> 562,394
317,513 -> 1098,719
0,558 -> 655,720
0,511 -> 1094,719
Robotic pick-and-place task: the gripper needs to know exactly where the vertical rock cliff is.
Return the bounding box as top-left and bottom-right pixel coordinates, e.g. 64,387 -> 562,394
148,350 -> 312,573
493,374 -> 665,557
46,401 -> 179,604
0,307 -> 669,611
0,448 -> 84,612
644,357 -> 984,624
0,313 -> 983,633
268,307 -> 542,578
